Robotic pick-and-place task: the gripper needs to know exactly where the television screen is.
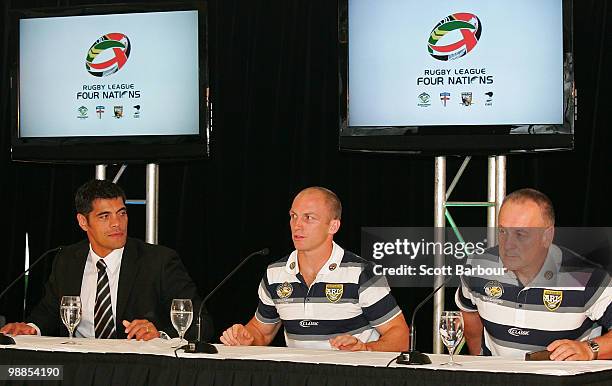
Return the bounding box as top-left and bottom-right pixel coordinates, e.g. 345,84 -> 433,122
10,2 -> 210,163
339,0 -> 574,154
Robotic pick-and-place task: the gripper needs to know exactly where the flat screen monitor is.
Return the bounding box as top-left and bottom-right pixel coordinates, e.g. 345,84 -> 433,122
339,0 -> 574,154
10,2 -> 210,163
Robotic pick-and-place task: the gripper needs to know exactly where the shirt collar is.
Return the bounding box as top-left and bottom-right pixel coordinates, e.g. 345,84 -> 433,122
89,246 -> 124,276
529,244 -> 562,287
505,244 -> 562,287
285,241 -> 344,276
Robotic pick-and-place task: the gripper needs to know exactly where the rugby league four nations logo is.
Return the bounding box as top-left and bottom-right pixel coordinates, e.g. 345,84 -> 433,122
85,33 -> 131,77
428,13 -> 482,61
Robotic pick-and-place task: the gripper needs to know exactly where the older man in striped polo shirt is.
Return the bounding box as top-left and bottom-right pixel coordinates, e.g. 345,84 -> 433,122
456,188 -> 612,360
220,187 -> 409,351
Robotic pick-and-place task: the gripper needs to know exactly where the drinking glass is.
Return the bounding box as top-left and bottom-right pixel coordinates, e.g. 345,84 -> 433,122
170,299 -> 193,346
439,311 -> 464,366
60,296 -> 82,344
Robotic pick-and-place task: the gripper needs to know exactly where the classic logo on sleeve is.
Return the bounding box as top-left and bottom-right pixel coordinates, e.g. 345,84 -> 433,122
508,327 -> 530,337
299,320 -> 319,328
543,289 -> 563,311
325,284 -> 344,303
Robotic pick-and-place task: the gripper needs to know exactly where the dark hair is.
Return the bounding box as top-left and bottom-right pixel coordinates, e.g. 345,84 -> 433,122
75,179 -> 126,215
503,188 -> 555,225
299,186 -> 342,220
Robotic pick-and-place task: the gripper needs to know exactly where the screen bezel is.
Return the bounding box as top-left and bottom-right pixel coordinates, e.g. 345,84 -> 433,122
338,0 -> 574,155
9,2 -> 210,163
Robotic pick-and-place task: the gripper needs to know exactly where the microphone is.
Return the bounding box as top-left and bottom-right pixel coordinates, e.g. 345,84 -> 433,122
184,247 -> 270,354
0,246 -> 63,345
396,273 -> 455,365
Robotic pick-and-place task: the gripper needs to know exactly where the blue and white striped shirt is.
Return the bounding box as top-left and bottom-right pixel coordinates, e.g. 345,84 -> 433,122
256,242 -> 402,349
456,244 -> 612,358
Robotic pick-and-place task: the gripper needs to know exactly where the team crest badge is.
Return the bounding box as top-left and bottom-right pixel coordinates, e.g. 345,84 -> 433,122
484,281 -> 503,299
325,284 -> 343,303
461,92 -> 473,106
543,289 -> 562,311
276,282 -> 293,299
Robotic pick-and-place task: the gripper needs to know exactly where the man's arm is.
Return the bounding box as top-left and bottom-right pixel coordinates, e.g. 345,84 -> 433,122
548,271 -> 612,360
24,249 -> 64,336
548,330 -> 612,361
455,279 -> 482,355
335,263 -> 409,352
3,247 -> 69,337
220,316 -> 281,346
329,312 -> 409,352
461,310 -> 483,355
220,271 -> 281,346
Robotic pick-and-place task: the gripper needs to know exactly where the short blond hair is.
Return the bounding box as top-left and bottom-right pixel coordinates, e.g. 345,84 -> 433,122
297,187 -> 342,220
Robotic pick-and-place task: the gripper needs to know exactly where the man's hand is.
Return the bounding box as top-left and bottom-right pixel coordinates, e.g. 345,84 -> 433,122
547,339 -> 594,361
220,324 -> 255,346
122,319 -> 160,341
0,322 -> 37,336
329,334 -> 368,351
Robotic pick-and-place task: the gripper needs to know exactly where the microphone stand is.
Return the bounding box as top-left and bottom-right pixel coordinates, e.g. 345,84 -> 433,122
184,248 -> 270,354
396,274 -> 455,365
0,246 -> 63,345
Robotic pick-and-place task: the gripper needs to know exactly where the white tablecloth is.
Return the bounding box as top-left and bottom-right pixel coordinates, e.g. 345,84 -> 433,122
2,335 -> 612,377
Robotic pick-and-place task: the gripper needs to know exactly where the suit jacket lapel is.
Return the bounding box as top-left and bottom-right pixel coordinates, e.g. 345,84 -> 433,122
116,238 -> 139,325
66,242 -> 89,296
53,243 -> 87,337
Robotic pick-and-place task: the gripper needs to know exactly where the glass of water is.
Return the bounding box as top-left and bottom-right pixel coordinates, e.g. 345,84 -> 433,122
439,311 -> 464,366
171,299 -> 193,346
60,295 -> 82,344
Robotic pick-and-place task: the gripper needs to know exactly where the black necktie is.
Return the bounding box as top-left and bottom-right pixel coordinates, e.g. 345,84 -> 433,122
94,259 -> 116,339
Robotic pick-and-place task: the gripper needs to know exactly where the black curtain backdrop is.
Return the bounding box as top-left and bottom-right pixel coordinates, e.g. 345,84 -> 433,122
1,0 -> 610,353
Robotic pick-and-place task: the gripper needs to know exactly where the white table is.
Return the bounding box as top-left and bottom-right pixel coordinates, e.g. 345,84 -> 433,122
2,336 -> 612,385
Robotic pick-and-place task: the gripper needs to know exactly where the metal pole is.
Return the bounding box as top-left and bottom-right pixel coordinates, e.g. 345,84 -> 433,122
495,156 -> 507,221
146,163 -> 159,244
446,157 -> 471,200
487,157 -> 496,247
95,165 -> 106,180
112,164 -> 128,184
433,156 -> 446,354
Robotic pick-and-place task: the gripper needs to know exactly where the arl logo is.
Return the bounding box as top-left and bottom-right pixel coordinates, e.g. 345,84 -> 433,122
325,284 -> 343,303
543,289 -> 563,311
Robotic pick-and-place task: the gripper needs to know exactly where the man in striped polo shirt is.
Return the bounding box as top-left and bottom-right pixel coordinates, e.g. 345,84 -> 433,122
221,187 -> 409,351
456,188 -> 612,360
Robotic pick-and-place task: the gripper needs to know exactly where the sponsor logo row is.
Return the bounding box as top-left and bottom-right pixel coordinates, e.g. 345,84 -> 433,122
417,91 -> 494,107
77,105 -> 141,119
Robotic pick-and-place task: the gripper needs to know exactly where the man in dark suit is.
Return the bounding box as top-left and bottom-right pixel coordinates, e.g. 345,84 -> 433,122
1,179 -> 212,341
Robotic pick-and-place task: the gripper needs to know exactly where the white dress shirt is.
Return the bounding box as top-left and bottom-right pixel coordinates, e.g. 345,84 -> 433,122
75,247 -> 123,338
